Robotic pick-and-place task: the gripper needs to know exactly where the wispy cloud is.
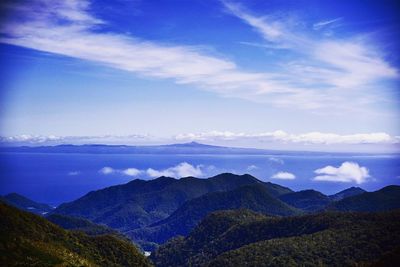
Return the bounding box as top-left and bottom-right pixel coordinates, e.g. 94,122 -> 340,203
221,0 -> 398,108
271,171 -> 296,180
313,161 -> 370,184
0,0 -> 397,111
246,164 -> 259,171
313,17 -> 342,30
0,0 -> 285,106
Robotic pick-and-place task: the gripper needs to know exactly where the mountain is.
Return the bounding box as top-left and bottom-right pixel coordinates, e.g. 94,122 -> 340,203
329,186 -> 366,201
151,209 -> 400,267
278,190 -> 332,212
0,202 -> 152,267
53,173 -> 287,231
127,184 -> 299,247
0,193 -> 54,215
328,185 -> 400,212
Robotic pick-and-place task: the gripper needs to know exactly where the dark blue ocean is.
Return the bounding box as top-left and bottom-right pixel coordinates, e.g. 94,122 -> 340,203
1,152 -> 399,206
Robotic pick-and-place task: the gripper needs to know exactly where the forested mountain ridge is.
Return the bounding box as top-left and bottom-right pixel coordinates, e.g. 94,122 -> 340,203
0,202 -> 152,267
151,209 -> 400,267
52,173 -> 291,231
0,193 -> 54,215
127,184 -> 300,247
327,185 -> 400,212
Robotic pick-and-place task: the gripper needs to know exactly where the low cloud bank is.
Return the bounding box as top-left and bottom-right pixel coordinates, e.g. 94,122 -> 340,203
99,162 -> 204,179
313,161 -> 369,184
1,131 -> 398,146
176,130 -> 398,145
146,162 -> 203,178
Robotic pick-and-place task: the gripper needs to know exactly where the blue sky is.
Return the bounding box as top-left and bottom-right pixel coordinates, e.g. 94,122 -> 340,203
0,0 -> 399,152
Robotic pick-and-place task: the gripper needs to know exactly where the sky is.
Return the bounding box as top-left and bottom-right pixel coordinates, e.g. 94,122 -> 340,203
0,0 -> 399,152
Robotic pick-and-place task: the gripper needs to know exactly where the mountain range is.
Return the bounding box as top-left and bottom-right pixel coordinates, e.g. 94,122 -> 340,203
2,172 -> 400,266
48,173 -> 400,252
52,173 -> 291,232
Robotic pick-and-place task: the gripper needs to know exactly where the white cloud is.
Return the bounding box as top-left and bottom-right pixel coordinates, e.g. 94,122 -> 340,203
0,0 -> 397,111
122,168 -> 142,177
99,167 -> 115,175
271,171 -> 296,180
0,0 -> 287,107
68,171 -> 80,176
0,134 -> 152,144
99,166 -> 142,177
175,130 -> 399,145
0,134 -> 64,144
146,162 -> 204,178
313,161 -> 370,184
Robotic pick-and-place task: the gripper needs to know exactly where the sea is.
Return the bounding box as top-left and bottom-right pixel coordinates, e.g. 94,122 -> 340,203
0,152 -> 399,206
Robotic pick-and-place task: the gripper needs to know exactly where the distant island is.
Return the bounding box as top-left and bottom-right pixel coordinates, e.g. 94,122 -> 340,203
0,142 -> 374,155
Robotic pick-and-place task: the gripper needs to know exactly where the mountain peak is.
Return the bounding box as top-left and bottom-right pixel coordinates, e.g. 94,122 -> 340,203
329,186 -> 366,201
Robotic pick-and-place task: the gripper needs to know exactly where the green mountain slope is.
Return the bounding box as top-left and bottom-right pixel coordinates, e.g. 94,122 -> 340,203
127,184 -> 299,247
0,202 -> 152,267
46,213 -> 128,240
52,173 -> 289,231
151,209 -> 400,267
278,189 -> 332,211
328,185 -> 400,212
1,193 -> 54,215
261,181 -> 293,197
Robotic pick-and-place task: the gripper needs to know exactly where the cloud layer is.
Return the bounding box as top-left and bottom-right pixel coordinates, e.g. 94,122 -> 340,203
313,161 -> 370,184
1,131 -> 398,147
0,0 -> 397,111
98,162 -> 204,179
146,162 -> 203,178
175,130 -> 399,145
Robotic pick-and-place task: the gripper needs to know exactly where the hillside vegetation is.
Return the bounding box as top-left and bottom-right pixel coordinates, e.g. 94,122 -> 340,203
151,209 -> 400,267
0,193 -> 54,215
0,202 -> 152,267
